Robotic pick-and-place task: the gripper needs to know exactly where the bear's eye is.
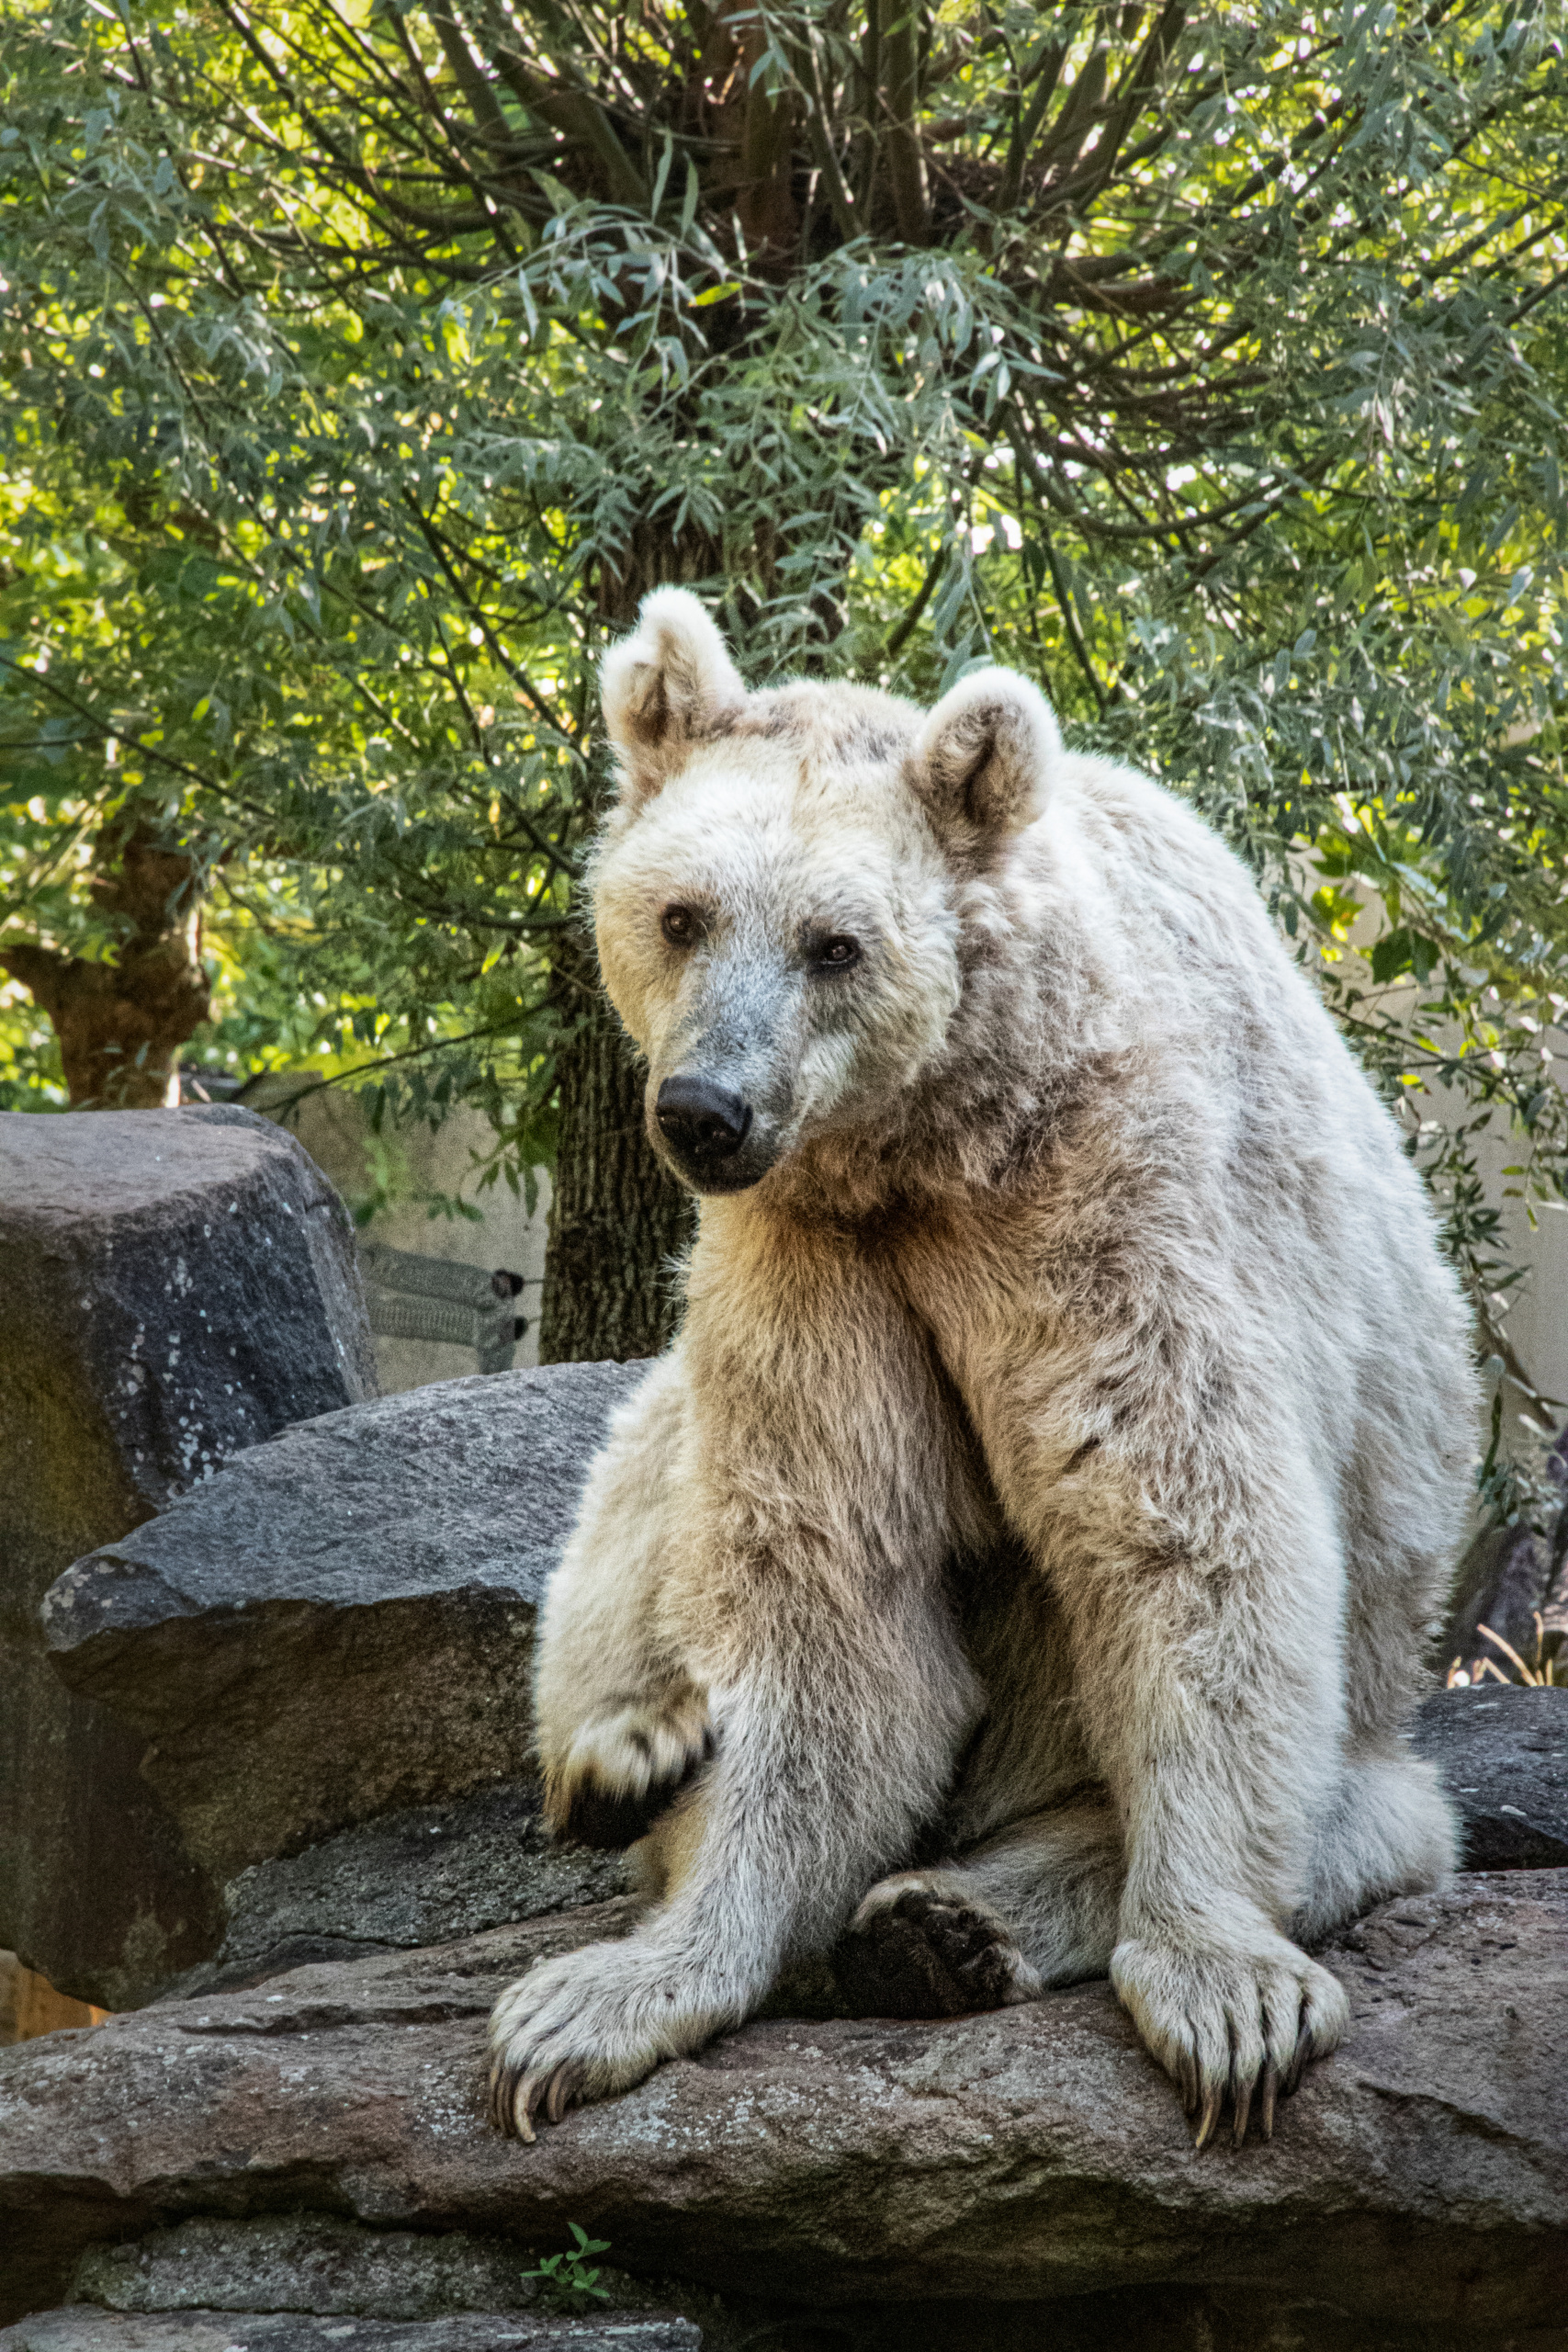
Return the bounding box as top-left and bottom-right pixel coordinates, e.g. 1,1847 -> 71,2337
814,935 -> 861,971
661,904 -> 698,947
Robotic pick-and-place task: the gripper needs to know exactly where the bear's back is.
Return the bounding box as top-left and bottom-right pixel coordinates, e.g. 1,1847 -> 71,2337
1010,745 -> 1468,1384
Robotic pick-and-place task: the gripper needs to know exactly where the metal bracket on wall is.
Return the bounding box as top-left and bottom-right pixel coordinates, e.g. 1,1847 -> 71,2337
356,1242 -> 532,1374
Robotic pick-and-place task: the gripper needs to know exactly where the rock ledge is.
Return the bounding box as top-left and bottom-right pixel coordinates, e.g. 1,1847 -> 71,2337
1,1874 -> 1563,2342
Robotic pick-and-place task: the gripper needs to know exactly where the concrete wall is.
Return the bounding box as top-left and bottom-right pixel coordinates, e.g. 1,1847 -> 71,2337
259,1087 -> 549,1396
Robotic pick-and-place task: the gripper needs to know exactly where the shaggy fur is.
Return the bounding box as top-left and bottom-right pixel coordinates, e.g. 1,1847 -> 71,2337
489,591 -> 1475,2151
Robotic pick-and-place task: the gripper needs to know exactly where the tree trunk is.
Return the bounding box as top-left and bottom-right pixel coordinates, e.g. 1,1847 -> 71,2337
536,520 -> 726,1364
0,822 -> 210,1109
536,929 -> 694,1363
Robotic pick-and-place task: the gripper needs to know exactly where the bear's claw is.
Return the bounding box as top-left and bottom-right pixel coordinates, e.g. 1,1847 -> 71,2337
1111,1933 -> 1348,2152
487,1935 -> 712,2143
489,2055 -> 585,2142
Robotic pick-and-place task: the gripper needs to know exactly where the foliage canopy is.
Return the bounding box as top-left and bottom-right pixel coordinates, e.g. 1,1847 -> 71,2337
3,0 -> 1568,1392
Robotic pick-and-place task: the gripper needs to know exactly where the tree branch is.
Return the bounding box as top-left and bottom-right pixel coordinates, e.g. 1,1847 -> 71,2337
879,0 -> 929,243
484,27 -> 649,208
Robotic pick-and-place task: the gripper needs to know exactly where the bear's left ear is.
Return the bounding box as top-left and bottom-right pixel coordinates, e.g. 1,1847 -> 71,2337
911,668 -> 1061,842
601,587 -> 747,802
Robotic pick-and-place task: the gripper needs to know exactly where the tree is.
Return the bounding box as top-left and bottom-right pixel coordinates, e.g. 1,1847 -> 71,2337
0,808 -> 209,1106
3,0 -> 1566,1392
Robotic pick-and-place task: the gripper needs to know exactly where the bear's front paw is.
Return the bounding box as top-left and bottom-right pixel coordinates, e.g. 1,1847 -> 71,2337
487,1938 -> 720,2142
545,1692 -> 713,1850
1111,1931 -> 1349,2151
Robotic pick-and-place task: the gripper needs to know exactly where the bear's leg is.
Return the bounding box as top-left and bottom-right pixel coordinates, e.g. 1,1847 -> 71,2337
490,1575 -> 977,2132
1292,1749 -> 1458,1944
843,1797 -> 1122,2015
489,1238 -> 984,2137
1020,1463 -> 1354,2149
957,1797 -> 1125,1980
533,1348 -> 713,1852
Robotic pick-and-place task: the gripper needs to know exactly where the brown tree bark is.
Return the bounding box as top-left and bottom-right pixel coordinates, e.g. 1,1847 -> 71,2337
0,821 -> 210,1110
536,928 -> 693,1363
536,515 -> 728,1364
879,0 -> 930,243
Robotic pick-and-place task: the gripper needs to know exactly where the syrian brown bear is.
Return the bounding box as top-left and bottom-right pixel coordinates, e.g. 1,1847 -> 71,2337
489,589 -> 1474,2151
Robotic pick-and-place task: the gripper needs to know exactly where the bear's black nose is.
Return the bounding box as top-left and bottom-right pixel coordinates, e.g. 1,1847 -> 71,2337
656,1075 -> 752,1163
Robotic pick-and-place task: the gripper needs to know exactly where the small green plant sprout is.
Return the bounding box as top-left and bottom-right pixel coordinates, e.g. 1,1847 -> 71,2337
521,2223 -> 612,2305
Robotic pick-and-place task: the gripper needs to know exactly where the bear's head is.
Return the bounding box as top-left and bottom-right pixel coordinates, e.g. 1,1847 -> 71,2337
590,588 -> 1063,1195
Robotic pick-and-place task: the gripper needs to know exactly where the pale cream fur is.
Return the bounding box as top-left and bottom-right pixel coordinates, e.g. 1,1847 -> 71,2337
491,591 -> 1475,2149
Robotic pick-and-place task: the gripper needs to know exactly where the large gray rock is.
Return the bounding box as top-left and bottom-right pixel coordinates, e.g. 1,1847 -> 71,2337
1,1875 -> 1562,2343
42,1364 -> 647,1893
1413,1684 -> 1568,1868
59,2215 -> 720,2345
42,1430 -> 1562,2012
0,1106 -> 376,2010
107,1682 -> 1568,2010
35,2223 -> 1568,2352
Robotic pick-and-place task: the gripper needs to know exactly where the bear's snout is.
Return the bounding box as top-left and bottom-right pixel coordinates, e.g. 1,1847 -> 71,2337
656,1073 -> 755,1181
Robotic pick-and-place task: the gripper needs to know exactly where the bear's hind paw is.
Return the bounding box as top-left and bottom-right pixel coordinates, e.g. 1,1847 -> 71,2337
838,1872 -> 1043,2019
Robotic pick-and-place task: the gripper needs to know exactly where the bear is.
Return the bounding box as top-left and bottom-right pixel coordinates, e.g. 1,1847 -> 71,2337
489,587 -> 1476,2150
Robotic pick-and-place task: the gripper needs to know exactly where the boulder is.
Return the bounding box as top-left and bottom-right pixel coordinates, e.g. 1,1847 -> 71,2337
37,1363 -> 1565,2007
0,1106 -> 376,2011
1,1875 -> 1563,2344
52,2220 -> 1526,2352
42,1365 -> 648,1894
50,1684 -> 1567,2029
1414,1686 -> 1568,1869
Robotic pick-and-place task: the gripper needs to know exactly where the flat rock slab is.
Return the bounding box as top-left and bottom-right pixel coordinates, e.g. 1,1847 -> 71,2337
2,1876 -> 1563,2335
186,1785 -> 629,1995
1414,1685 -> 1568,1868
69,2214 -> 671,2327
0,2317 -> 697,2352
41,1364 -> 649,1880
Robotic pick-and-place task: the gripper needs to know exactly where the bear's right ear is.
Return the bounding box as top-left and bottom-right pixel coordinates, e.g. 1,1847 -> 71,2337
601,588 -> 747,803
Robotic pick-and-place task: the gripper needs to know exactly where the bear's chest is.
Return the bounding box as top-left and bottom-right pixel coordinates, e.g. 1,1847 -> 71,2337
876,1193 -> 1101,1522
882,1200 -> 1033,1408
